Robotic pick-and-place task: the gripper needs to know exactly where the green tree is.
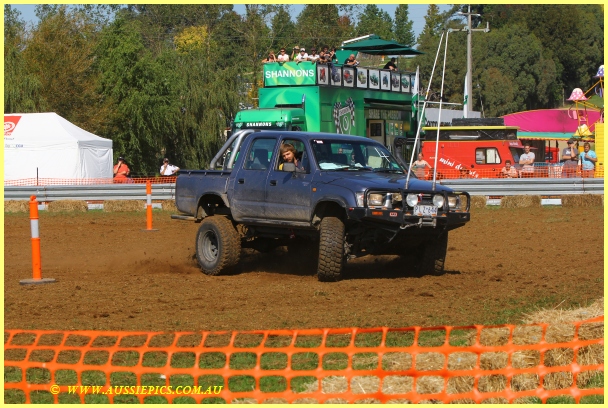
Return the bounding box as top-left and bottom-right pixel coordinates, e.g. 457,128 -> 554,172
270,5 -> 296,53
22,6 -> 104,128
355,5 -> 393,40
394,4 -> 415,47
4,5 -> 45,113
295,5 -> 346,49
96,16 -> 181,174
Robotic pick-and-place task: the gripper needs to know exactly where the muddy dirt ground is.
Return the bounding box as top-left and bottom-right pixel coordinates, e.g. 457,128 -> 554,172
4,206 -> 604,332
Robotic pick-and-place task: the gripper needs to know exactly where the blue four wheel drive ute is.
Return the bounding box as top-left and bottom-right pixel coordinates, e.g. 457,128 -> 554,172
173,130 -> 471,281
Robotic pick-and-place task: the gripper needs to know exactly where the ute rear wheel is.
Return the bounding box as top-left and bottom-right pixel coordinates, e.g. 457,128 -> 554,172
418,232 -> 448,275
195,216 -> 241,276
317,217 -> 345,282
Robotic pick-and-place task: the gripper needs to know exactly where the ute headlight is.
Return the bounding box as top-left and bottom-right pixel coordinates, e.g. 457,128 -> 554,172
432,195 -> 445,208
393,193 -> 403,202
406,194 -> 418,207
368,193 -> 384,206
355,192 -> 365,207
448,195 -> 460,208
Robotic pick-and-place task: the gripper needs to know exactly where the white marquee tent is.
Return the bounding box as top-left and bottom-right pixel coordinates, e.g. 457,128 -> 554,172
4,112 -> 113,181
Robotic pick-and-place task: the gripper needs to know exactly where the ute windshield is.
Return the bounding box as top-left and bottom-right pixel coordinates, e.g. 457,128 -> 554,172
311,139 -> 404,173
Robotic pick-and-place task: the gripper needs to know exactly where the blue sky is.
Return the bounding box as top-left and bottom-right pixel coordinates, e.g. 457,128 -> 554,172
9,4 -> 452,38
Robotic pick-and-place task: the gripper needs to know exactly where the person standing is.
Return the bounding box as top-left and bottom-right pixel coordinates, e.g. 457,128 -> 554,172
413,152 -> 431,179
113,156 -> 130,182
561,139 -> 579,178
580,142 -> 597,178
519,143 -> 535,177
160,158 -> 180,176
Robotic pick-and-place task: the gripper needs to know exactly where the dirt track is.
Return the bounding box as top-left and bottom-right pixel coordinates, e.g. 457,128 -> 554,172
4,207 -> 603,332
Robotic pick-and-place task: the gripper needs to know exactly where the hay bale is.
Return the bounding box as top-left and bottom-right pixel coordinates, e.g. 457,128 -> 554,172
523,297 -> 603,325
470,195 -> 487,209
415,352 -> 444,371
4,200 -> 30,213
161,200 -> 178,212
478,374 -> 506,393
511,374 -> 540,391
447,352 -> 477,370
321,376 -> 347,394
381,376 -> 413,394
354,398 -> 381,404
351,376 -> 380,394
561,194 -> 603,207
262,398 -> 287,404
543,347 -> 574,368
415,375 -> 444,394
292,398 -> 318,404
480,352 -> 508,370
386,399 -> 412,404
47,200 -> 88,213
103,200 -> 145,212
512,325 -> 542,345
446,376 -> 474,394
500,195 -> 541,208
511,350 -> 540,369
545,324 -> 575,344
382,352 -> 412,371
325,399 -> 349,404
479,327 -> 509,346
577,344 -> 603,366
543,371 -> 573,390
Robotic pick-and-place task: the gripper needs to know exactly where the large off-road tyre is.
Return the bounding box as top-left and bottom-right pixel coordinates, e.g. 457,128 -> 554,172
317,217 -> 345,282
418,232 -> 448,276
195,216 -> 241,276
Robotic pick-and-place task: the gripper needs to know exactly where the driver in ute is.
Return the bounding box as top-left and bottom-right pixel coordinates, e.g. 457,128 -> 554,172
278,143 -> 305,172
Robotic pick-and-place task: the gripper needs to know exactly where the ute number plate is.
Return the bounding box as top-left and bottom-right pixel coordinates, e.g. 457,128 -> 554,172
414,205 -> 438,217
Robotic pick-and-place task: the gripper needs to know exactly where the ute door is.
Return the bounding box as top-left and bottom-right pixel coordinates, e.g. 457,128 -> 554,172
229,137 -> 277,221
264,138 -> 314,223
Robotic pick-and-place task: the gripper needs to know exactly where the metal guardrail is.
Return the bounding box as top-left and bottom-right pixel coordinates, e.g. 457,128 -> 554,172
439,178 -> 604,196
3,178 -> 603,202
4,184 -> 176,201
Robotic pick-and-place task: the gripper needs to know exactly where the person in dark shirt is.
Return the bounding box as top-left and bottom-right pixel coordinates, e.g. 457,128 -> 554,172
384,57 -> 397,71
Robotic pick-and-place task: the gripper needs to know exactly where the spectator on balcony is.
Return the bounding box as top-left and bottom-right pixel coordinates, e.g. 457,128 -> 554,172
295,47 -> 309,63
345,54 -> 360,67
307,48 -> 320,63
277,48 -> 289,62
262,51 -> 277,63
580,142 -> 597,178
384,57 -> 398,71
518,143 -> 535,177
500,160 -> 519,178
561,139 -> 579,178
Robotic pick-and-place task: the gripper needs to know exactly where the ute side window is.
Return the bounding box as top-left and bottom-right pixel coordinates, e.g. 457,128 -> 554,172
244,138 -> 277,170
277,139 -> 309,173
475,148 -> 501,165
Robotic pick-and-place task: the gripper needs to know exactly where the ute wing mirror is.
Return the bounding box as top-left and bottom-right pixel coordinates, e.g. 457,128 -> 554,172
282,162 -> 296,172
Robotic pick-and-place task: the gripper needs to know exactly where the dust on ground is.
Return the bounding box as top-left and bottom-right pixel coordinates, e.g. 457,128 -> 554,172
4,207 -> 603,332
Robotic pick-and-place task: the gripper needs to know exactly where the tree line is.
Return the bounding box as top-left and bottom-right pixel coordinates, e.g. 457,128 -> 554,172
4,4 -> 603,175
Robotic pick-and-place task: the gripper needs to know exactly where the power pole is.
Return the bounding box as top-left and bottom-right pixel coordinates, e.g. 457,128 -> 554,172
456,5 -> 489,117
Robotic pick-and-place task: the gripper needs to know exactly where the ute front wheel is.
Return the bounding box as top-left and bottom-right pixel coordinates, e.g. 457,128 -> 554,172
317,217 -> 345,282
195,216 -> 241,276
418,232 -> 448,276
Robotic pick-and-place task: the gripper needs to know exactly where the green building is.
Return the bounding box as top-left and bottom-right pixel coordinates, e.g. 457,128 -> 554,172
233,61 -> 422,152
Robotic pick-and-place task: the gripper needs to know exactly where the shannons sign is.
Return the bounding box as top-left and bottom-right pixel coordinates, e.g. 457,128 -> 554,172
264,62 -> 316,86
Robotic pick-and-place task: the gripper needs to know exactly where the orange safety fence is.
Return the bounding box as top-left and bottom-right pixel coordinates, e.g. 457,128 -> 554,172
4,176 -> 177,187
4,317 -> 603,404
417,165 -> 604,180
